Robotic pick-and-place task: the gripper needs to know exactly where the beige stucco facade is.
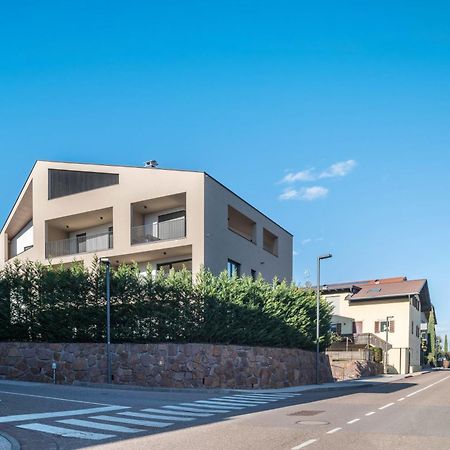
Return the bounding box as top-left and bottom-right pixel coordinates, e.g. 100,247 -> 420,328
325,291 -> 424,374
0,161 -> 292,281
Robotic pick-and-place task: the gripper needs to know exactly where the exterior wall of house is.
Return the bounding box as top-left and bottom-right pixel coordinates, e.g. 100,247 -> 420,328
1,161 -> 205,273
331,314 -> 354,335
203,175 -> 293,281
1,162 -> 292,282
324,292 -> 417,374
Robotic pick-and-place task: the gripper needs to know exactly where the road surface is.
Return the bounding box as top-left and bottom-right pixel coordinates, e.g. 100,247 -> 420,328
0,371 -> 448,449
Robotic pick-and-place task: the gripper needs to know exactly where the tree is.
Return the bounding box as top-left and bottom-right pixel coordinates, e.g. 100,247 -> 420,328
445,334 -> 448,354
427,308 -> 437,365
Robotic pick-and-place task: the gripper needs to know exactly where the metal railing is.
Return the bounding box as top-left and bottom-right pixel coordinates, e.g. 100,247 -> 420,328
46,231 -> 113,258
131,216 -> 186,245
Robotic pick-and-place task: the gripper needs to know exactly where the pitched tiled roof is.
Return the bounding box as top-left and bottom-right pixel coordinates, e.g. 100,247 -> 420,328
350,279 -> 427,300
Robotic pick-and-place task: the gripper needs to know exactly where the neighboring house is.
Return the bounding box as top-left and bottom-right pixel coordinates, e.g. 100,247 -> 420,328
323,277 -> 434,374
0,161 -> 293,281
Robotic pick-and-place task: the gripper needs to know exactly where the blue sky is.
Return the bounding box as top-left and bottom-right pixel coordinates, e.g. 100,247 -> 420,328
1,2 -> 449,336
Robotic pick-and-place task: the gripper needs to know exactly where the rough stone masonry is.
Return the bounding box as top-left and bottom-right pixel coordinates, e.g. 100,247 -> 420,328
0,342 -> 334,388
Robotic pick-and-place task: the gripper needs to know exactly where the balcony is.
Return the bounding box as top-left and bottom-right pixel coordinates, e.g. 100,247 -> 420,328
46,230 -> 113,258
131,216 -> 186,245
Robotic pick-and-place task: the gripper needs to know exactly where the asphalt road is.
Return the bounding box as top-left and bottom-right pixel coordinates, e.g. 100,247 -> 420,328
0,371 -> 449,449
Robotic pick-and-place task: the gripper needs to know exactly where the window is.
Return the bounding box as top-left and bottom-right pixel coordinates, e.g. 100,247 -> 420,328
227,259 -> 241,277
157,259 -> 192,274
251,269 -> 257,281
48,169 -> 119,199
416,325 -> 420,338
412,321 -> 414,335
376,320 -> 395,333
227,206 -> 256,243
108,226 -> 113,249
263,228 -> 278,256
76,233 -> 86,253
331,323 -> 342,334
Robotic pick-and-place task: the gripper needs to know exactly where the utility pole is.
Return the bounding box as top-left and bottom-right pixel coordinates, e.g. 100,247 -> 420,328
316,253 -> 333,384
385,315 -> 394,373
100,258 -> 112,384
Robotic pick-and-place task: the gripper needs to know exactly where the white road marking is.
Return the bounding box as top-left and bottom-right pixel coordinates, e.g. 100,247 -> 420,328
379,403 -> 394,410
90,415 -> 173,428
397,398 -> 405,402
365,412 -> 376,416
143,408 -> 212,417
291,438 -> 318,449
327,427 -> 342,434
17,423 -> 114,440
180,402 -> 235,411
230,395 -> 280,401
119,411 -> 194,422
347,418 -> 360,424
248,393 -> 297,398
0,405 -> 128,423
163,405 -> 227,414
0,390 -> 115,406
193,400 -> 245,409
223,396 -> 272,403
208,398 -> 264,406
58,419 -> 143,433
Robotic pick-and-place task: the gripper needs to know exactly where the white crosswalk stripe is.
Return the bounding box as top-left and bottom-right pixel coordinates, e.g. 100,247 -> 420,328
142,407 -> 212,417
227,395 -> 279,402
119,411 -> 194,422
163,405 -> 229,414
90,415 -> 173,428
17,423 -> 114,440
208,397 -> 267,405
194,400 -> 245,409
58,418 -> 144,433
231,395 -> 287,401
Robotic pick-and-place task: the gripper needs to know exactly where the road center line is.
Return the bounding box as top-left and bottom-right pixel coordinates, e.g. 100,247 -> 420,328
379,403 -> 394,410
0,405 -> 128,424
326,427 -> 342,434
397,398 -> 405,402
365,411 -> 376,416
0,390 -> 117,406
291,439 -> 318,449
347,418 -> 360,424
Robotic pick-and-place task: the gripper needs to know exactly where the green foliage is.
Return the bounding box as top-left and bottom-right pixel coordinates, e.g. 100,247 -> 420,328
372,347 -> 383,363
0,260 -> 332,350
427,308 -> 437,365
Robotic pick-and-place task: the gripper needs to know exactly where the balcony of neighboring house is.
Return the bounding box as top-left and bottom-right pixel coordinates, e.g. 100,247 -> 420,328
45,208 -> 113,259
130,193 -> 186,246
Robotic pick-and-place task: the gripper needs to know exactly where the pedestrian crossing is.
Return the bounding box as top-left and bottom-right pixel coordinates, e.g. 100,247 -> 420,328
12,392 -> 300,441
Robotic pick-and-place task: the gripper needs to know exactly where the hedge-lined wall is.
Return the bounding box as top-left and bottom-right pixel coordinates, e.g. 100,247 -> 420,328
0,260 -> 332,350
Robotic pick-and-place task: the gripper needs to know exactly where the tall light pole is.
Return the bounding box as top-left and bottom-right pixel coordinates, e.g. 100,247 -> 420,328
316,253 -> 332,384
100,257 -> 112,384
384,315 -> 394,374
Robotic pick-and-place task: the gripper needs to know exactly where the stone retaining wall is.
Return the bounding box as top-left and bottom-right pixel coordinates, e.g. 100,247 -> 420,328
0,342 -> 334,389
331,360 -> 384,381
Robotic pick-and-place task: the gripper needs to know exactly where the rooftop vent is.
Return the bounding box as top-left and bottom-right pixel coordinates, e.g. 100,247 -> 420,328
144,160 -> 159,168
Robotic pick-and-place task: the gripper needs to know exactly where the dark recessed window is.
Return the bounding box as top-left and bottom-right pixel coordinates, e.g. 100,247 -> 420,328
48,169 -> 119,199
227,259 -> 241,277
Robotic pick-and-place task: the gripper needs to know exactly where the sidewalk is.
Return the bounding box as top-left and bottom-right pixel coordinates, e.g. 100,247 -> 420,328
237,369 -> 434,394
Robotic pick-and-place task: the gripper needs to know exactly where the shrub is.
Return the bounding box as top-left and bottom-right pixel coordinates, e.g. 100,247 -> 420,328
0,260 -> 332,350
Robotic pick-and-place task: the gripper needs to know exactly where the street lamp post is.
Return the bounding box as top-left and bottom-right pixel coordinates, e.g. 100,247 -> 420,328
100,258 -> 112,384
316,253 -> 333,384
384,315 -> 394,374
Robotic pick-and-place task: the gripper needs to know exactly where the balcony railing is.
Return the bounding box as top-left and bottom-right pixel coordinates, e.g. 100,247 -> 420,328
46,231 -> 113,258
131,216 -> 186,245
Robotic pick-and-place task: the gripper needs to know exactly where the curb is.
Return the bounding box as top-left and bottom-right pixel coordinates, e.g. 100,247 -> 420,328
0,432 -> 20,450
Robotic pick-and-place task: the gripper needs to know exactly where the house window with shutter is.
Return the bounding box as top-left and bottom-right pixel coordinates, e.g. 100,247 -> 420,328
375,321 -> 380,333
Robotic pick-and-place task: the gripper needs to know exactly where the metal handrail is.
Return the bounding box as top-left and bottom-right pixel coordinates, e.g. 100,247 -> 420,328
131,216 -> 186,245
46,231 -> 113,258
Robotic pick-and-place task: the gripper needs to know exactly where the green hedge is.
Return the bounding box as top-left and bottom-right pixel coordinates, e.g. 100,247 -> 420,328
0,259 -> 332,350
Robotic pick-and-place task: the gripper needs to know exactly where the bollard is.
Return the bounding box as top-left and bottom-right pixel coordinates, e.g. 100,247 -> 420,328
51,361 -> 57,384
